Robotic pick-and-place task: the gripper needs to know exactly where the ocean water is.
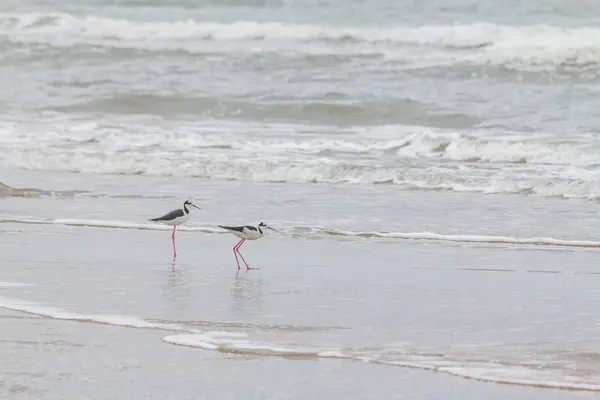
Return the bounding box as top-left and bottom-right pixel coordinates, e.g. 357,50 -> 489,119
2,0 -> 600,398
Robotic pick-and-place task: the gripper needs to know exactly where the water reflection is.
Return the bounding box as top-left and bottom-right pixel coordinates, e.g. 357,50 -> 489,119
230,271 -> 266,313
159,263 -> 191,313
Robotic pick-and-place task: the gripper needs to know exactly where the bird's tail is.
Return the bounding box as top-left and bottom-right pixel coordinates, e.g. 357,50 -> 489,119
148,218 -> 160,222
218,225 -> 246,233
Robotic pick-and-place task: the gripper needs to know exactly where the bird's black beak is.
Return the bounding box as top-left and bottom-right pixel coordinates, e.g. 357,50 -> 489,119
268,226 -> 280,233
192,204 -> 202,210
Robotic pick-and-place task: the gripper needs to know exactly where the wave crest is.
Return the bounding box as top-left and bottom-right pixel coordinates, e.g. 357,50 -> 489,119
2,12 -> 600,70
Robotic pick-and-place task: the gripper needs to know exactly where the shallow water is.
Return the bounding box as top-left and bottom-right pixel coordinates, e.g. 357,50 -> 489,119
2,172 -> 600,397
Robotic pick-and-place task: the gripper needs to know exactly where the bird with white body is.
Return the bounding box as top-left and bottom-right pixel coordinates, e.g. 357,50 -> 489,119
218,222 -> 279,270
149,200 -> 202,259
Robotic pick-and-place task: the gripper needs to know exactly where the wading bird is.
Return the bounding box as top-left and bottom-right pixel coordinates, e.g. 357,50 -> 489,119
149,200 -> 202,259
218,222 -> 279,270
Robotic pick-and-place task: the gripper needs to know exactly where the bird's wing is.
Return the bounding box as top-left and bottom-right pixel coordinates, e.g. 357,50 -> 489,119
149,208 -> 184,222
218,225 -> 246,233
244,225 -> 258,232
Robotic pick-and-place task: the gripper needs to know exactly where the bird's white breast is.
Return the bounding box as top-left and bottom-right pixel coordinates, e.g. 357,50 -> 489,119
162,213 -> 189,226
243,228 -> 263,240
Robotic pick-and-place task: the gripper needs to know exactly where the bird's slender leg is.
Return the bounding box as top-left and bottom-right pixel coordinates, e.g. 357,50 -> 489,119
235,240 -> 257,271
232,238 -> 244,270
172,225 -> 177,259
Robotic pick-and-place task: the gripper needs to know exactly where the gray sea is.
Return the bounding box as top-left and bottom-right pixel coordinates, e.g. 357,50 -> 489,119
2,0 -> 600,398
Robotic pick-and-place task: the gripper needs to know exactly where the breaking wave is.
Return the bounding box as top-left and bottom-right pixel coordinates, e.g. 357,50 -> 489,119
2,12 -> 600,71
3,112 -> 600,201
4,132 -> 600,200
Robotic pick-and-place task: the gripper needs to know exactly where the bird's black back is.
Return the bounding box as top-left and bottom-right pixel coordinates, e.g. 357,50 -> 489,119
219,225 -> 257,232
149,208 -> 185,222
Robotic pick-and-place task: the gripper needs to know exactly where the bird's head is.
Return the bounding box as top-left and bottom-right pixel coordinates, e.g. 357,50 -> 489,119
184,200 -> 202,211
259,222 -> 280,233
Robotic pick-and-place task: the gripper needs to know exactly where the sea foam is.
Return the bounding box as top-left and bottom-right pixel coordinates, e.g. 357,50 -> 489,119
2,12 -> 600,70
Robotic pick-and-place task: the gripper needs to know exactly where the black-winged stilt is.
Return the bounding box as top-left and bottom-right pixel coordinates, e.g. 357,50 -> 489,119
218,222 -> 279,270
149,200 -> 202,259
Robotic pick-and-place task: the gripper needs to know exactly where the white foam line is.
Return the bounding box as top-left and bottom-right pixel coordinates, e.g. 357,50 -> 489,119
0,282 -> 35,288
382,360 -> 600,391
442,368 -> 600,392
163,335 -> 220,350
4,216 -> 600,249
161,333 -> 600,392
163,333 -> 322,356
316,228 -> 600,248
1,294 -> 596,393
0,217 -> 221,233
0,296 -> 196,332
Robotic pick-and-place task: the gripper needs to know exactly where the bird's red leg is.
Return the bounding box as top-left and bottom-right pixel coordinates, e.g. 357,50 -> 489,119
236,240 -> 257,271
172,226 -> 177,258
232,238 -> 244,270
